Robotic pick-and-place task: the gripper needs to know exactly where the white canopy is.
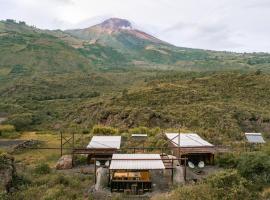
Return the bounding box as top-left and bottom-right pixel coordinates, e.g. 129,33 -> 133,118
109,154 -> 165,170
165,133 -> 214,147
87,136 -> 121,149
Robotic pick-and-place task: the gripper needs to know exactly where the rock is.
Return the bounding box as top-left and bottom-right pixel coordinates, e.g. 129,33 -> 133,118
173,166 -> 185,184
0,153 -> 15,193
12,139 -> 42,153
95,167 -> 108,191
55,155 -> 73,170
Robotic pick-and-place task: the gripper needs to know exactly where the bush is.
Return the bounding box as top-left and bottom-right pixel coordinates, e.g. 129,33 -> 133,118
207,169 -> 257,200
237,152 -> 270,187
0,124 -> 18,138
216,153 -> 238,168
92,125 -> 118,135
0,125 -> 15,133
74,155 -> 87,165
154,170 -> 257,200
129,127 -> 150,135
7,113 -> 33,131
34,163 -> 51,175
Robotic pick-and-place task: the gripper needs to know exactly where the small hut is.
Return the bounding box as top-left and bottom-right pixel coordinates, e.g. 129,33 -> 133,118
109,154 -> 165,194
86,136 -> 121,163
165,133 -> 215,165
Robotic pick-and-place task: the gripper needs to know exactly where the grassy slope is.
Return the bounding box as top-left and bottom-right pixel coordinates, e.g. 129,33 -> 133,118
64,72 -> 270,142
0,20 -> 270,142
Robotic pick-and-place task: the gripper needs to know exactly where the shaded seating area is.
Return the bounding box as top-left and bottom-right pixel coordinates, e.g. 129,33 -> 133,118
109,154 -> 165,194
165,133 -> 215,166
85,136 -> 121,164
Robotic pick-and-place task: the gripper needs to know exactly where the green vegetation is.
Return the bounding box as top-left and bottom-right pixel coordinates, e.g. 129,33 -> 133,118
92,125 -> 118,135
34,163 -> 51,175
155,170 -> 257,200
0,125 -> 19,138
0,19 -> 269,199
155,146 -> 270,200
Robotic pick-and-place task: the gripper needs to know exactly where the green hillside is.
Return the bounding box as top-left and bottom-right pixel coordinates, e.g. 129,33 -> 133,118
0,19 -> 270,142
0,18 -> 270,200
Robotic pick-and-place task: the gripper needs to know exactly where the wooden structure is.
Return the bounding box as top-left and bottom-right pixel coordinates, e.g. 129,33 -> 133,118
60,131 -> 74,156
85,136 -> 121,164
109,154 -> 165,194
166,133 -> 215,165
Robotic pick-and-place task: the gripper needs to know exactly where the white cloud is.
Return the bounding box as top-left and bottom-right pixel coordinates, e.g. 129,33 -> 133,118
0,0 -> 270,52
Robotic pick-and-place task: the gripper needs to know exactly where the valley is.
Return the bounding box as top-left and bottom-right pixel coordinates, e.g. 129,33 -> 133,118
0,18 -> 270,200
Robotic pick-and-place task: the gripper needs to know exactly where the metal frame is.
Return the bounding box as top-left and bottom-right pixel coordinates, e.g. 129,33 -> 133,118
92,157 -> 187,187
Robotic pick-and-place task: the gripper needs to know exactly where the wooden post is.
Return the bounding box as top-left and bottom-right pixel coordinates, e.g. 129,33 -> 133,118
94,158 -> 96,184
171,158 -> 174,184
108,168 -> 111,187
184,158 -> 187,181
72,132 -> 75,150
178,131 -> 181,165
60,131 -> 63,156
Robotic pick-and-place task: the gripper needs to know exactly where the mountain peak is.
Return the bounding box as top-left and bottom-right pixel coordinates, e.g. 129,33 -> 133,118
99,18 -> 132,30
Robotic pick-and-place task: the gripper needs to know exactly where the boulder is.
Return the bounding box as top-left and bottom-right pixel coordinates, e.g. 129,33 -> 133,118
55,155 -> 73,170
12,139 -> 42,153
0,153 -> 15,193
95,167 -> 109,191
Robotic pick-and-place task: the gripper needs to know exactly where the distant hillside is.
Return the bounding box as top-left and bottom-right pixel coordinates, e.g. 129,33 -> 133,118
0,19 -> 270,139
0,19 -> 92,79
1,18 -> 270,71
65,18 -> 270,70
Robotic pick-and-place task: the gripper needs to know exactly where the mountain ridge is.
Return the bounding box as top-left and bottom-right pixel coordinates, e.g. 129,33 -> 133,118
65,18 -> 168,46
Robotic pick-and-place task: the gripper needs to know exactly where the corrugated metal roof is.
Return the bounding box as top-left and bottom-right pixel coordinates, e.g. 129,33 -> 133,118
87,136 -> 121,149
166,133 -> 214,147
245,133 -> 265,143
109,154 -> 165,170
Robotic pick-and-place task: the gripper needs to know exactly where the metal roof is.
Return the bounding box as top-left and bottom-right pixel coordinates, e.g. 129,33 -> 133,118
245,133 -> 265,143
132,134 -> 148,137
87,136 -> 121,149
109,154 -> 165,170
165,133 -> 214,147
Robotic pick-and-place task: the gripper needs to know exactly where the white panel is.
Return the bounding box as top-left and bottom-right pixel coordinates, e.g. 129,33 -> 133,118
245,133 -> 265,143
87,136 -> 121,149
165,133 -> 214,147
110,154 -> 165,170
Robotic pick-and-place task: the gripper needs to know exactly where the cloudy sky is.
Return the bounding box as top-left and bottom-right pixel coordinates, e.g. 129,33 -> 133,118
1,0 -> 269,52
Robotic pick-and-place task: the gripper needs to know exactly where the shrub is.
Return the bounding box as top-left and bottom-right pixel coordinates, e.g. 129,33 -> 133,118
237,152 -> 270,187
82,129 -> 90,134
154,170 -> 257,200
207,169 -> 257,200
34,163 -> 51,175
0,125 -> 15,133
74,155 -> 87,165
92,125 -> 118,135
215,153 -> 238,168
7,113 -> 33,131
129,127 -> 150,135
0,124 -> 18,138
